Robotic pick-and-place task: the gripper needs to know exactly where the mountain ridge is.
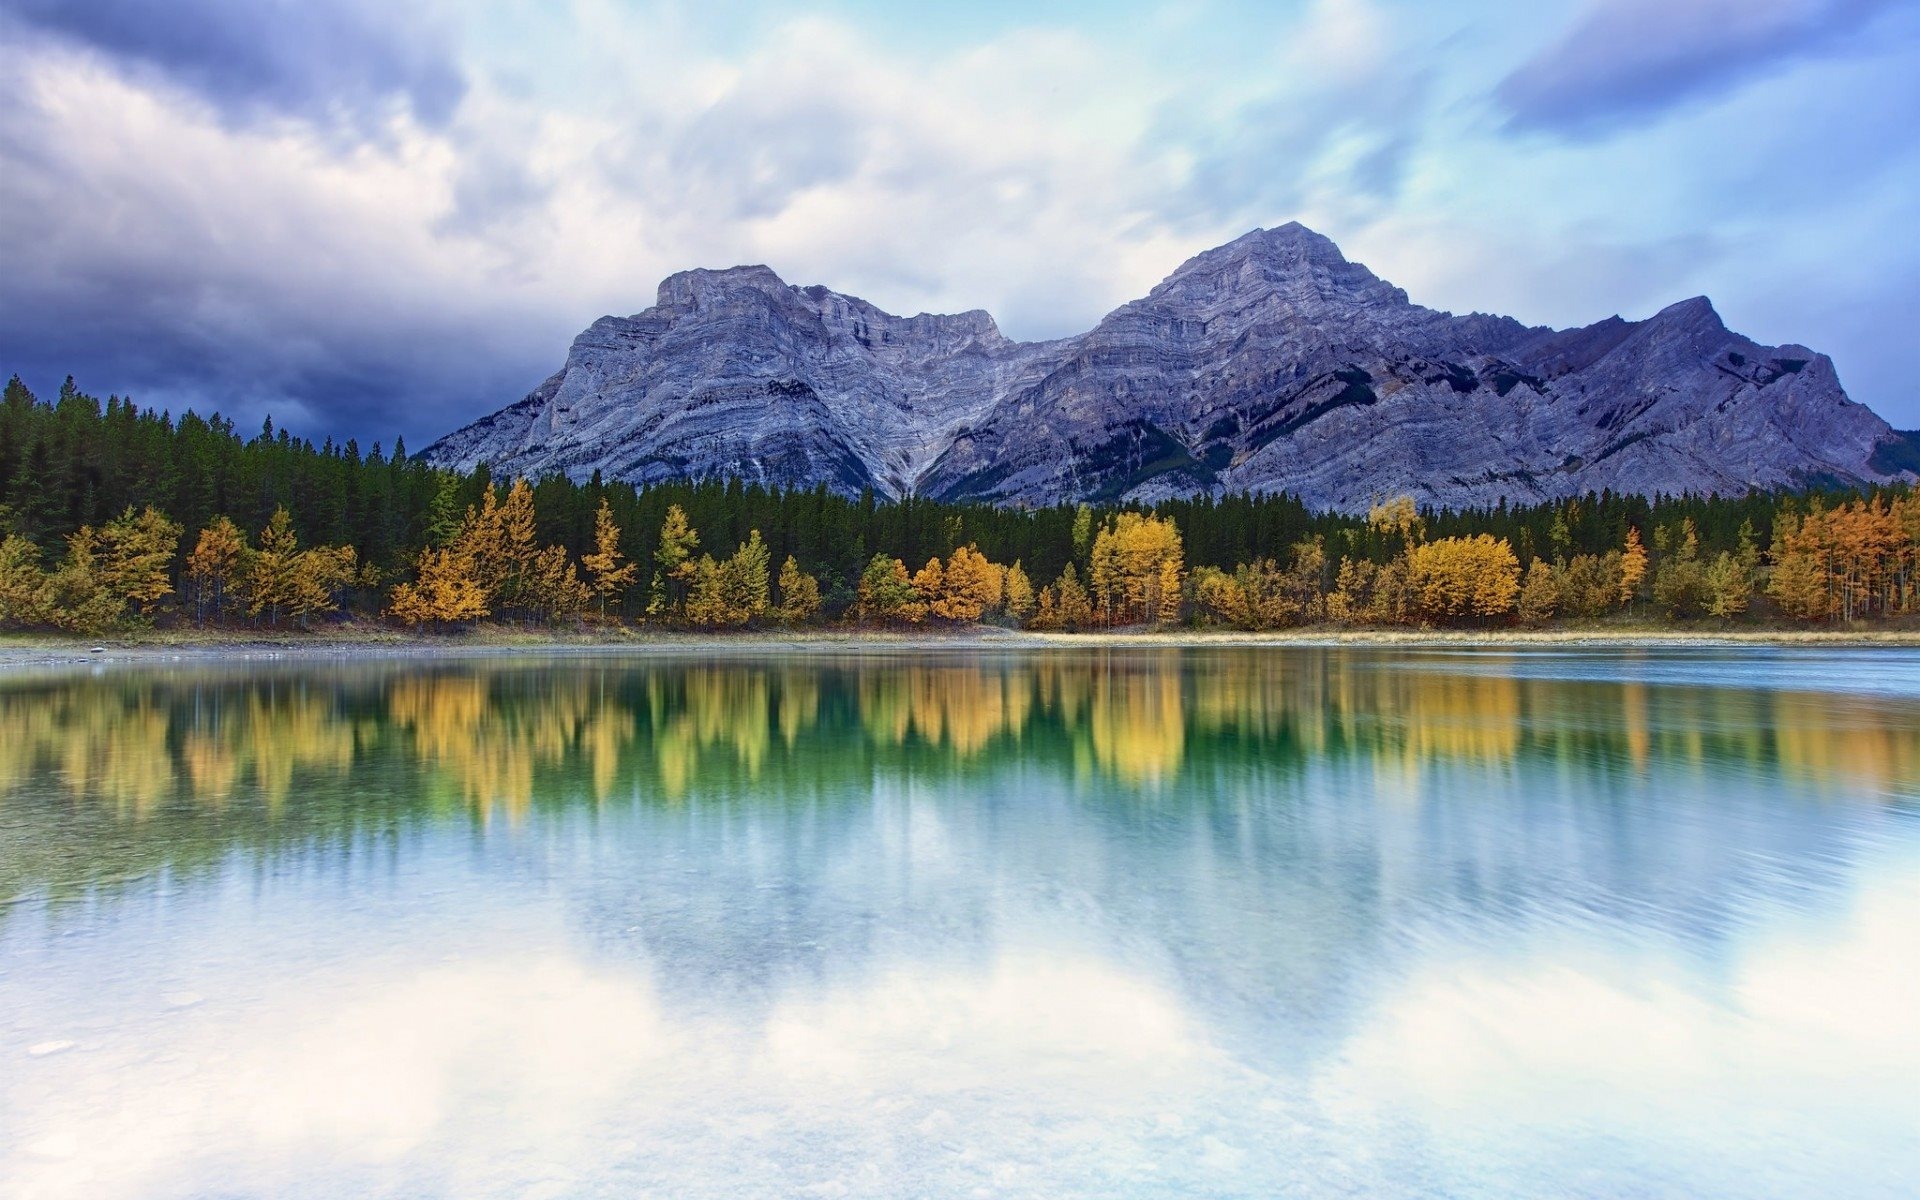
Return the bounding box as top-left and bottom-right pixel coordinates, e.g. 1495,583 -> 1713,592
423,224 -> 1912,511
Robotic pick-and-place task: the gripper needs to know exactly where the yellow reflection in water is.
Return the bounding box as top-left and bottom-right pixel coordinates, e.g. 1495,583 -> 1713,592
0,653 -> 1914,832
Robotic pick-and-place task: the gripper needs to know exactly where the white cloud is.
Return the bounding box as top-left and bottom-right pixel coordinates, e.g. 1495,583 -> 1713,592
1,0 -> 1916,436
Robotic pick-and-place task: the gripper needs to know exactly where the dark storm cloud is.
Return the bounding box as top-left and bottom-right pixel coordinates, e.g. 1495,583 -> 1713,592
1496,0 -> 1897,137
0,253 -> 559,454
0,65 -> 556,449
0,0 -> 465,128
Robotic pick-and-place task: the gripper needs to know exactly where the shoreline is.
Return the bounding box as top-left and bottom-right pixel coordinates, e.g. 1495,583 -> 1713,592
5,624 -> 1920,670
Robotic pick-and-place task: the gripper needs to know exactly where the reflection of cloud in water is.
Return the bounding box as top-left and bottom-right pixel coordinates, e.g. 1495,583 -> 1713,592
12,873 -> 1917,1200
6,951 -> 1229,1200
1322,865 -> 1920,1197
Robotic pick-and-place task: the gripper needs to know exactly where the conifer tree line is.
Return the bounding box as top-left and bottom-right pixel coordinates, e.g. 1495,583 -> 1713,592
3,374 -> 1919,633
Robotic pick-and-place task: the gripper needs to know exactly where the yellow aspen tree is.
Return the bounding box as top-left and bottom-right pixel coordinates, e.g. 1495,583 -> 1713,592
1050,562 -> 1094,629
242,507 -> 305,626
388,546 -> 489,627
1367,495 -> 1425,547
186,516 -> 246,624
96,506 -> 182,615
721,530 -> 771,624
912,557 -> 946,620
1155,557 -> 1183,624
527,543 -> 590,623
291,543 -> 356,624
1001,561 -> 1036,622
493,479 -> 540,617
1517,558 -> 1560,625
1406,534 -> 1520,623
775,555 -> 821,623
856,554 -> 918,623
582,498 -> 638,621
41,527 -> 122,631
934,545 -> 1000,622
0,534 -> 48,627
649,504 -> 700,616
1620,526 -> 1648,607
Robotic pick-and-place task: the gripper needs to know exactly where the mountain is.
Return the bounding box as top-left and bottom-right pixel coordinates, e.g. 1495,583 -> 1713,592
422,224 -> 1914,511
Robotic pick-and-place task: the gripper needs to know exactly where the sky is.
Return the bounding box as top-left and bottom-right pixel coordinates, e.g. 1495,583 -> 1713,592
1,0 -> 1917,449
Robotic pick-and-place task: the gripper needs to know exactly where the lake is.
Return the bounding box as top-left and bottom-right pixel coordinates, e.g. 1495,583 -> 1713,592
3,646 -> 1918,1199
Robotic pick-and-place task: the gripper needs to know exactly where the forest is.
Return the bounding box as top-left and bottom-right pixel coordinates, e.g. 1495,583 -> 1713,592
2,375 -> 1917,634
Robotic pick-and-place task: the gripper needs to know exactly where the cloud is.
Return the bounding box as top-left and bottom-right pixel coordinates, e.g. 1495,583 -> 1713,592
0,0 -> 465,130
1149,0 -> 1432,229
0,46 -> 556,446
0,0 -> 1916,442
1496,0 -> 1897,136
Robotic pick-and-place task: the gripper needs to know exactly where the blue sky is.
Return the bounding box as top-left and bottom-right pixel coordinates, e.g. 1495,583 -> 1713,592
1,0 -> 1915,446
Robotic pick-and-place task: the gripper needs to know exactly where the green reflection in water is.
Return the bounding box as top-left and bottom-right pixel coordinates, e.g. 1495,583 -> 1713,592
2,648 -> 1916,906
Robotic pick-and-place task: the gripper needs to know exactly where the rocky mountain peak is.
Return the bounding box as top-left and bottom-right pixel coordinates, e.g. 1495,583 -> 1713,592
1147,222 -> 1405,316
653,263 -> 792,312
1646,294 -> 1727,335
424,226 -> 1911,512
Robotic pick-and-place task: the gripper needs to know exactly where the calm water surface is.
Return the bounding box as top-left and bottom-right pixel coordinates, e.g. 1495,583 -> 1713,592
2,647 -> 1918,1199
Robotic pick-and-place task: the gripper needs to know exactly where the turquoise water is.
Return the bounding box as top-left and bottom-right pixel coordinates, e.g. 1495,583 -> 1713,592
2,647 -> 1918,1198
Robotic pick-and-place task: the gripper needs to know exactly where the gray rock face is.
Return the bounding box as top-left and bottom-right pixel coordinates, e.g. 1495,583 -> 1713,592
424,223 -> 1913,511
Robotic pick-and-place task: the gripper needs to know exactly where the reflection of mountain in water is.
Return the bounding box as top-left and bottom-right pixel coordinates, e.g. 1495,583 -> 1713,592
2,652 -> 1913,999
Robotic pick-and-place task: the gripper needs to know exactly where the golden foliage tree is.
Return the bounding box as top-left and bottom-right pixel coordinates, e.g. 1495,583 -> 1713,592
388,546 -> 490,628
1088,512 -> 1184,625
1031,562 -> 1094,630
649,504 -> 700,617
1405,534 -> 1521,623
14,506 -> 186,632
1620,526 -> 1648,605
238,507 -> 353,627
1652,519 -> 1709,618
1368,495 -> 1425,547
775,555 -> 821,623
582,498 -> 637,621
0,534 -> 47,628
185,516 -> 246,624
1517,558 -> 1560,625
96,507 -> 182,616
240,506 -> 305,626
683,531 -> 771,628
524,543 -> 591,624
1001,561 -> 1036,623
929,545 -> 1002,622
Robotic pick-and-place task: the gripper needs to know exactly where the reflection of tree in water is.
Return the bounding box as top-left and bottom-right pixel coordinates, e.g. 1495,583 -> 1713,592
0,652 -> 1913,921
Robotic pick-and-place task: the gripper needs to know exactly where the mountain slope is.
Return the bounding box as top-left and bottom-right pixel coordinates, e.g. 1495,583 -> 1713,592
423,224 -> 1911,510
